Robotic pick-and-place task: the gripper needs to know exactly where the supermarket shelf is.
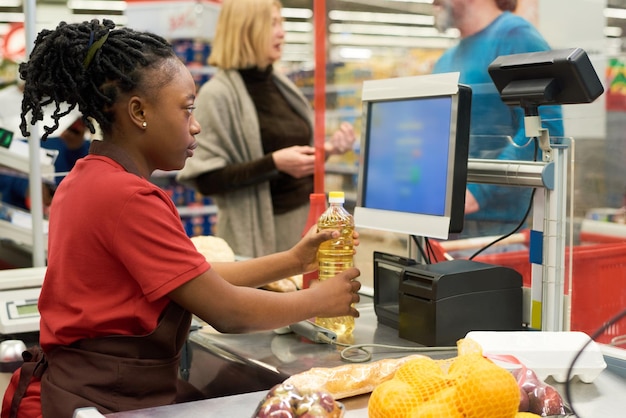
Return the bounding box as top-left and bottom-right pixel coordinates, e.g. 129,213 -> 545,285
0,147 -> 55,177
188,66 -> 217,76
0,266 -> 46,291
177,205 -> 218,217
325,108 -> 361,119
580,218 -> 626,243
0,146 -> 53,265
0,219 -> 48,252
299,83 -> 363,95
325,162 -> 358,176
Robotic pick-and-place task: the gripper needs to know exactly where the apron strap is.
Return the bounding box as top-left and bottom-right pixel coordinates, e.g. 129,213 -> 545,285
8,346 -> 46,418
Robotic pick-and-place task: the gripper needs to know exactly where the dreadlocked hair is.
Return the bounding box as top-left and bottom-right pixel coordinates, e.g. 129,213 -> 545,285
19,19 -> 176,140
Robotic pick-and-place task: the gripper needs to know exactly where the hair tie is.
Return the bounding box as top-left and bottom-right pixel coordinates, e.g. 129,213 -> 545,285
83,30 -> 110,69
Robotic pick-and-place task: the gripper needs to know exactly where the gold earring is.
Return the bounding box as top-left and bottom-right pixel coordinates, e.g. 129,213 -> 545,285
142,121 -> 147,128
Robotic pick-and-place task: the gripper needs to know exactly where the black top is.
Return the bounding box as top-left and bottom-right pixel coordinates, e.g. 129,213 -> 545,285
195,66 -> 312,214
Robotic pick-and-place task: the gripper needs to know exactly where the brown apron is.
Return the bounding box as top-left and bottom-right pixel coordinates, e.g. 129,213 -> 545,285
10,302 -> 201,418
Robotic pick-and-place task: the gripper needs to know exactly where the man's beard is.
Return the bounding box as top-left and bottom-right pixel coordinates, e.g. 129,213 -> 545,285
434,4 -> 455,33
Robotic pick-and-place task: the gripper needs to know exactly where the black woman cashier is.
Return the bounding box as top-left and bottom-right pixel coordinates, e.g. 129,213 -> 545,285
0,19 -> 360,418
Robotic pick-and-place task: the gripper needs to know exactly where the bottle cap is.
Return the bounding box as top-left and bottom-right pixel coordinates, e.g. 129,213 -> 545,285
328,191 -> 345,203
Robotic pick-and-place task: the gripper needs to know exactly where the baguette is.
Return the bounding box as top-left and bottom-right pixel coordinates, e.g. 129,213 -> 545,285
284,354 -> 426,399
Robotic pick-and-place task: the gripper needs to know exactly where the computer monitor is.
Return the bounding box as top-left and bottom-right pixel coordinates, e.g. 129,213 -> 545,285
354,72 -> 472,240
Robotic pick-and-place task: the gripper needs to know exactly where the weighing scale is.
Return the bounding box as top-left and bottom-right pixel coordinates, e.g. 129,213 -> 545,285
0,267 -> 44,335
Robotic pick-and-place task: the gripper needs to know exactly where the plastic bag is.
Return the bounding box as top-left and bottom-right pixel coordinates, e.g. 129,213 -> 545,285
487,354 -> 567,416
251,382 -> 344,418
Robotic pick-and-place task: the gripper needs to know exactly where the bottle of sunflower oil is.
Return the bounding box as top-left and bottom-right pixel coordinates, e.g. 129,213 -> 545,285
315,191 -> 355,340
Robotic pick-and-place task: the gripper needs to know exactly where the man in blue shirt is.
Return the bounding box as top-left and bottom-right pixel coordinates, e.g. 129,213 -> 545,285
432,0 -> 564,240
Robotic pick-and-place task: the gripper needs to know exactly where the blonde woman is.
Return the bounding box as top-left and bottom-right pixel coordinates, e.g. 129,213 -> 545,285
177,0 -> 355,258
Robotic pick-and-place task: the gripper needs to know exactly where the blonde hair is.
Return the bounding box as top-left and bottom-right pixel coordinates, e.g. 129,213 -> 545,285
209,0 -> 282,70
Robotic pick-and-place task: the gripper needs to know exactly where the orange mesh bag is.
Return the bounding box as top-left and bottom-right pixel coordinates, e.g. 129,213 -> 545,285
449,352 -> 520,418
368,339 -> 521,418
394,357 -> 453,404
368,379 -> 422,418
410,387 -> 463,418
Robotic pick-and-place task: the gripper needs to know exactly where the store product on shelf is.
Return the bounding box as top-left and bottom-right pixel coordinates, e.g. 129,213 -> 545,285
171,38 -> 214,88
151,173 -> 217,237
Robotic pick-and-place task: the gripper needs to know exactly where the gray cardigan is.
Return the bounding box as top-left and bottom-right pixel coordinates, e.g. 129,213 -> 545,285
176,69 -> 314,257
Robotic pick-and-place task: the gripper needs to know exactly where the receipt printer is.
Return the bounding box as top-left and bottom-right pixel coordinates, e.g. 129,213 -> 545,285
399,259 -> 523,346
374,252 -> 523,347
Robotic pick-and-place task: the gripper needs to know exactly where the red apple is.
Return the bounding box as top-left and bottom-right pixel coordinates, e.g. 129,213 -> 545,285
518,386 -> 530,412
528,385 -> 566,416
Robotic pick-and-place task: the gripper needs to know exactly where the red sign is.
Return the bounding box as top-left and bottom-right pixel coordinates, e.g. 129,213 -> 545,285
1,23 -> 26,62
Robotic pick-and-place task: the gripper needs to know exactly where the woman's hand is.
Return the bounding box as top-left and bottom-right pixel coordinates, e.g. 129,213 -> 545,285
465,189 -> 479,214
325,122 -> 356,156
292,224 -> 360,274
272,145 -> 316,178
309,267 -> 361,318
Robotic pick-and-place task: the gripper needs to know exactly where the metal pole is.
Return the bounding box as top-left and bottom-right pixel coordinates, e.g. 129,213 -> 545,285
465,146 -> 570,332
24,0 -> 46,267
467,159 -> 548,188
541,142 -> 569,331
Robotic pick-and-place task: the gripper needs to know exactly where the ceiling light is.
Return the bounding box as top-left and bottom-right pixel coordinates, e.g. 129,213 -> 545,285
283,43 -> 312,53
280,46 -> 314,63
285,32 -> 313,44
283,21 -> 313,32
329,23 -> 455,38
282,7 -> 313,19
0,13 -> 24,23
329,33 -> 455,49
605,26 -> 623,37
0,0 -> 22,7
338,47 -> 372,60
329,10 -> 433,26
605,7 -> 626,19
67,0 -> 126,12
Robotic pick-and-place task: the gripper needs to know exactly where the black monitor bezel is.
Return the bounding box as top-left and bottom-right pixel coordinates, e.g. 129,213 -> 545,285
354,74 -> 472,239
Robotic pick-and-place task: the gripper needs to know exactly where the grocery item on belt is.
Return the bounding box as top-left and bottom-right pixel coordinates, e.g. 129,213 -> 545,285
191,235 -> 302,292
263,274 -> 303,292
190,235 -> 236,262
252,382 -> 344,418
284,355 -> 426,400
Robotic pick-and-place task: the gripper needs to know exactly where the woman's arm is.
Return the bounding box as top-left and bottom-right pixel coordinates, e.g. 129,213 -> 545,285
168,226 -> 361,332
195,154 -> 278,195
168,265 -> 361,333
210,225 -> 359,287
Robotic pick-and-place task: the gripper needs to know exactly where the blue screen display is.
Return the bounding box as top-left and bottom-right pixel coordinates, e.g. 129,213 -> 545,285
363,96 -> 452,216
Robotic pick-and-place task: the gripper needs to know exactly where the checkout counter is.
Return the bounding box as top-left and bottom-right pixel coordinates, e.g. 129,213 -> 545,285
104,295 -> 626,418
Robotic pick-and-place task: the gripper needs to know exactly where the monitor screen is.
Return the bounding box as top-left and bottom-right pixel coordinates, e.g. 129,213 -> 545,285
355,72 -> 472,240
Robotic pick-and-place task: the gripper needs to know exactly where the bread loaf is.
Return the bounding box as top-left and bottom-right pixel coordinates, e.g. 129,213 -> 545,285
190,235 -> 236,262
191,236 -> 301,293
284,354 -> 426,399
262,274 -> 303,292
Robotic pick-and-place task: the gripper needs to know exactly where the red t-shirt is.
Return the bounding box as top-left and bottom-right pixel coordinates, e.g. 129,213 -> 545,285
38,154 -> 210,351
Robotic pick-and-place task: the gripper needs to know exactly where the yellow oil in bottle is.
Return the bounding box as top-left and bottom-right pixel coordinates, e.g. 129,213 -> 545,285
315,191 -> 355,340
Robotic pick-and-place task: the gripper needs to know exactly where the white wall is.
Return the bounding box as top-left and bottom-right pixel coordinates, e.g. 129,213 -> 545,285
538,0 -> 608,140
